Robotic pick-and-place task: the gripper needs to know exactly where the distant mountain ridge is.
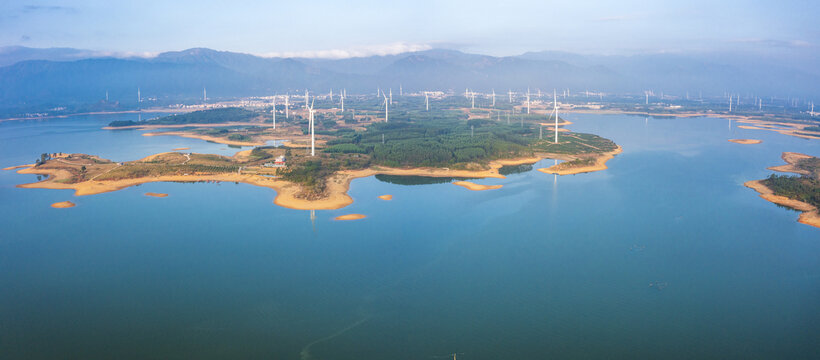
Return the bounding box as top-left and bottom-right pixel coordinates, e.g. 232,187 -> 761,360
1,46 -> 818,112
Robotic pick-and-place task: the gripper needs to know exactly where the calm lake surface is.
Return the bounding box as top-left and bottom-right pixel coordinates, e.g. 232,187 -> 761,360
1,113 -> 818,359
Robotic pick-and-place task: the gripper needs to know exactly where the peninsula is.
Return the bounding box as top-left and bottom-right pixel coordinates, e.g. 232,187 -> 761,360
745,152 -> 820,228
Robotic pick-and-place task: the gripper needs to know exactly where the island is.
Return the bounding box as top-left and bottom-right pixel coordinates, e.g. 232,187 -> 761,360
745,152 -> 820,228
14,98 -> 622,210
728,139 -> 762,145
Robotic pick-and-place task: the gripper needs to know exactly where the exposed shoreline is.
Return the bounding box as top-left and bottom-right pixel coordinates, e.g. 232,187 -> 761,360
744,180 -> 819,229
537,146 -> 623,175
142,131 -> 265,146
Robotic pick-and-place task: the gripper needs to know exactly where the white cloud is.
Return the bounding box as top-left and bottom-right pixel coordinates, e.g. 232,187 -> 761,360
261,42 -> 432,59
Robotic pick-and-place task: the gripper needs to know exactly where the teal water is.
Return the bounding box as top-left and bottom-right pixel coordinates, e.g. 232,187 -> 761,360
1,114 -> 818,359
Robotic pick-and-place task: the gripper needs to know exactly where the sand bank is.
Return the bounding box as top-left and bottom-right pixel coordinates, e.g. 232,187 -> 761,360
378,195 -> 393,200
172,147 -> 190,151
334,214 -> 367,221
767,152 -> 814,175
145,192 -> 168,198
51,201 -> 75,208
744,180 -> 819,229
728,139 -> 762,144
538,146 -> 623,175
143,132 -> 264,146
452,181 -> 503,191
3,164 -> 34,170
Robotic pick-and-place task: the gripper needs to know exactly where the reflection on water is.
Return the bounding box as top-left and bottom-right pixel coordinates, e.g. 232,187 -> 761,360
498,163 -> 533,176
374,174 -> 475,186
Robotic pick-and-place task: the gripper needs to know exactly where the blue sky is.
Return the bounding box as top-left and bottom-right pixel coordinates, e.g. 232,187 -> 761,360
1,0 -> 818,58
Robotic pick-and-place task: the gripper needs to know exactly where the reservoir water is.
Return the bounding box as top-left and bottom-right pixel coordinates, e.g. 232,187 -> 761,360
0,113 -> 818,359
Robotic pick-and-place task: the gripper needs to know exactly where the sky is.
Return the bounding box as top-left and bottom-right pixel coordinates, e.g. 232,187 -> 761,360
1,0 -> 818,58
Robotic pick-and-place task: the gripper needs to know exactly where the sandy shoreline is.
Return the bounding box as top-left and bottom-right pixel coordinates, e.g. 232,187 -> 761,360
744,180 -> 819,229
767,152 -> 814,175
537,146 -> 623,175
728,139 -> 762,145
145,192 -> 169,198
3,164 -> 34,171
143,132 -> 264,146
452,181 -> 503,191
378,195 -> 393,200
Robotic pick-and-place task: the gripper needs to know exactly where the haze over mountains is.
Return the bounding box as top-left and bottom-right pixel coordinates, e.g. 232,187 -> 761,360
1,46 -> 818,112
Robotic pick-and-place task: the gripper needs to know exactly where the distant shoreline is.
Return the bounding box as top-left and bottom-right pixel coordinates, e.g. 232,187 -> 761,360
0,108 -> 198,123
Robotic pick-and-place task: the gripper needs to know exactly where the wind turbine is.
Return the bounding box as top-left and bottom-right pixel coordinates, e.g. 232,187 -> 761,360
308,97 -> 316,156
526,88 -> 531,114
203,87 -> 207,103
508,89 -> 513,103
285,94 -> 289,119
471,91 -> 475,109
329,89 -> 333,102
399,84 -> 402,96
383,94 -> 389,122
272,97 -> 276,129
425,92 -> 429,111
340,91 -> 345,112
137,87 -> 141,103
729,95 -> 733,112
492,89 -> 496,107
551,89 -> 559,143
389,88 -> 393,105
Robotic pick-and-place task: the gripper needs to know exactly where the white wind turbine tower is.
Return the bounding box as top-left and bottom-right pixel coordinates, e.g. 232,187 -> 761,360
137,87 -> 141,103
271,97 -> 276,129
399,84 -> 402,96
383,94 -> 389,122
425,92 -> 429,111
526,88 -> 531,114
508,89 -> 513,103
492,89 -> 496,107
551,89 -> 559,143
203,87 -> 207,103
329,89 -> 333,102
471,91 -> 475,109
285,94 -> 289,119
389,88 -> 393,105
304,90 -> 309,109
308,97 -> 316,156
340,91 -> 345,112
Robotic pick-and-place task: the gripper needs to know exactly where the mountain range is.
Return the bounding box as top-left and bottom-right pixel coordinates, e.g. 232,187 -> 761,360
1,46 -> 818,112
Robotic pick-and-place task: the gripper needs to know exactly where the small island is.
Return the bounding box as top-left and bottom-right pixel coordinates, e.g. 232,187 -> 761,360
15,101 -> 622,210
728,139 -> 762,145
51,201 -> 75,208
745,152 -> 820,228
334,214 -> 367,221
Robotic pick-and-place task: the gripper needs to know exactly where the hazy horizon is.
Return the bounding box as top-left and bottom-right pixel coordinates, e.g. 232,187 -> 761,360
2,1 -> 818,60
